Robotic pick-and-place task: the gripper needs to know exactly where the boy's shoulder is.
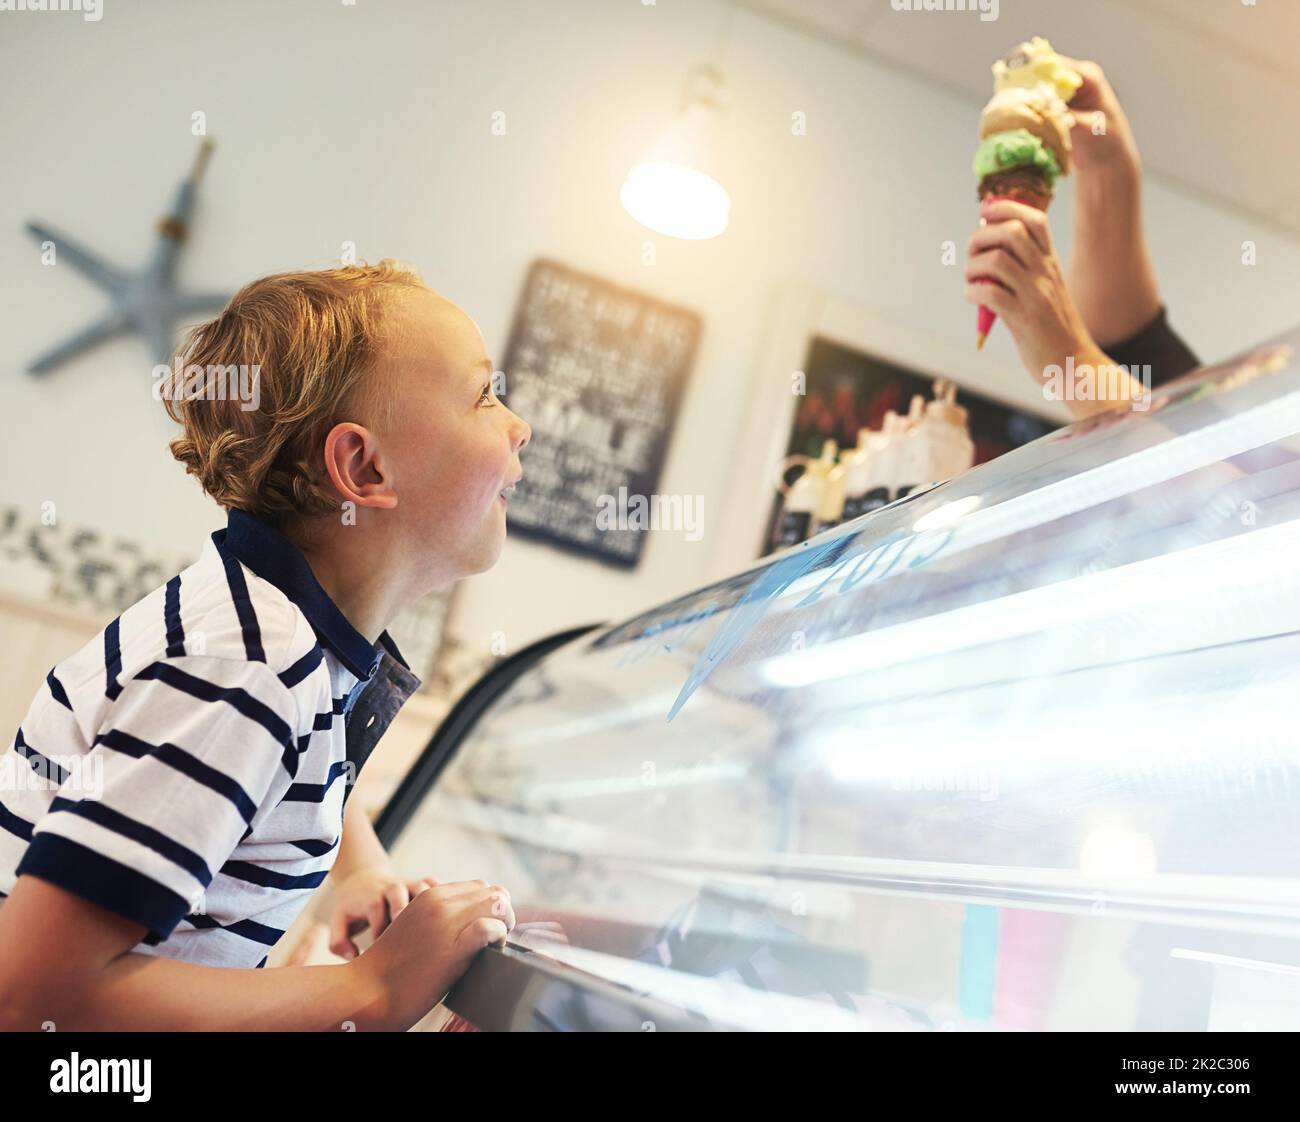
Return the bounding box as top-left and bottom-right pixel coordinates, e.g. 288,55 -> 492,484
48,535 -> 323,719
146,534 -> 313,670
136,535 -> 313,669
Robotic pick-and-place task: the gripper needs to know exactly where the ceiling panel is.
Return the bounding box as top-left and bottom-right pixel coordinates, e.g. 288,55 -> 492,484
1278,192 -> 1300,232
741,0 -> 1300,237
1141,0 -> 1300,82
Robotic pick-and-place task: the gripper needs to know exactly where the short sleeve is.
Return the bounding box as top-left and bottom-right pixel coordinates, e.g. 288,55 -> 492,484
15,655 -> 300,945
1104,305 -> 1202,388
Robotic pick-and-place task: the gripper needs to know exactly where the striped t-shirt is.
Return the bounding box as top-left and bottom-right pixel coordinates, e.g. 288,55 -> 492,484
0,509 -> 420,968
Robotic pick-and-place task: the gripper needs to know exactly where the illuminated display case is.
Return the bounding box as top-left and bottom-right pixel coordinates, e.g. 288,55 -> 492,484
378,329 -> 1300,1032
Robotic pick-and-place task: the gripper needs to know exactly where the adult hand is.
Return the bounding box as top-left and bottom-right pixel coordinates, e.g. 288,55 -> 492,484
1059,55 -> 1141,184
966,198 -> 1140,417
967,197 -> 1097,376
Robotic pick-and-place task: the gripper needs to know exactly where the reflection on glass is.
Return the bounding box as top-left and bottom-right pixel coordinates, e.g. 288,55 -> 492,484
389,332 -> 1300,1031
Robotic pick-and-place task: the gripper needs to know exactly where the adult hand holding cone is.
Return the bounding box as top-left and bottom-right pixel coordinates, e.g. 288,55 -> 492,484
974,167 -> 1053,349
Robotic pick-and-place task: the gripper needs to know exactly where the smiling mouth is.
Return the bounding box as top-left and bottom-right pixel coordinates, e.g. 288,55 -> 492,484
498,482 -> 517,504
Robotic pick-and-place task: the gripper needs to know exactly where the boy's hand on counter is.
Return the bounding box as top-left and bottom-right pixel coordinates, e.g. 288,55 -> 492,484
351,879 -> 515,1030
328,867 -> 439,960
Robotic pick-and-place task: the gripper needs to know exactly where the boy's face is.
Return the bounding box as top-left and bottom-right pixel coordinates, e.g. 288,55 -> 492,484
376,287 -> 530,585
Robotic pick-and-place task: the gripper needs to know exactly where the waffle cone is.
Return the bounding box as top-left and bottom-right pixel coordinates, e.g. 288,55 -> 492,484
977,166 -> 1053,210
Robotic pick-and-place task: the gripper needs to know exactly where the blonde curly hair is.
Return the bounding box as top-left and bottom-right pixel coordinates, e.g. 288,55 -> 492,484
163,261 -> 425,529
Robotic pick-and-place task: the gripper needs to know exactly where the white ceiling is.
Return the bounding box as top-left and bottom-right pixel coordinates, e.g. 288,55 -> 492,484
741,0 -> 1300,238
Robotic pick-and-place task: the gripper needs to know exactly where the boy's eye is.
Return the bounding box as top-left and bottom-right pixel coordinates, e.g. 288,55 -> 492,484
478,381 -> 496,406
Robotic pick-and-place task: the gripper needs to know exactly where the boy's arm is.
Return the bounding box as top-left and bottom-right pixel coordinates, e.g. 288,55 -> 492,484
0,875 -> 388,1031
331,792 -> 396,883
0,872 -> 513,1031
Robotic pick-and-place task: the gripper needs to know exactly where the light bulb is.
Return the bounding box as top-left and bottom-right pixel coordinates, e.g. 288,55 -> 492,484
620,162 -> 731,240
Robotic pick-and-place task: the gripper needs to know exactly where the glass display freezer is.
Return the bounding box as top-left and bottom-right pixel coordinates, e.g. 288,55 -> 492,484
377,329 -> 1300,1032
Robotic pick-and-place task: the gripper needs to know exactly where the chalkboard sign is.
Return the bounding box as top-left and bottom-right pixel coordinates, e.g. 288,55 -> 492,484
498,259 -> 701,567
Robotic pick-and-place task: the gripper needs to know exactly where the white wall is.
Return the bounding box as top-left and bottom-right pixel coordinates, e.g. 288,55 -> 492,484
2,0 -> 1298,659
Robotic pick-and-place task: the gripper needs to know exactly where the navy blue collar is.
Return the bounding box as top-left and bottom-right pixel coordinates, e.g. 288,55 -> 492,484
213,509 -> 409,680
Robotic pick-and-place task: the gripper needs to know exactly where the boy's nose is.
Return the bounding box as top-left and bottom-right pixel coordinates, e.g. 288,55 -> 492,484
511,414 -> 531,450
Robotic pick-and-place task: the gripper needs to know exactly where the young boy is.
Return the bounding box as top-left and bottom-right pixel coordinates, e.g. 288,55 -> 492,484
0,262 -> 531,1030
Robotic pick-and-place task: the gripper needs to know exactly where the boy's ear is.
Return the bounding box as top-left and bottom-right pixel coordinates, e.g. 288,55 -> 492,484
322,422 -> 398,510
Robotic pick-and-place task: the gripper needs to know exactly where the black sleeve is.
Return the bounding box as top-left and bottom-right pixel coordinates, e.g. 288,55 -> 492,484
1103,305 -> 1201,388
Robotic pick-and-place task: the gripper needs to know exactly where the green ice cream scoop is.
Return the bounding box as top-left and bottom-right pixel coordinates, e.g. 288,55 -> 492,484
972,128 -> 1061,188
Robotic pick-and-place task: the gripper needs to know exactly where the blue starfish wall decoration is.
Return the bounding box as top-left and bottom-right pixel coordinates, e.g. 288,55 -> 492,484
26,140 -> 231,376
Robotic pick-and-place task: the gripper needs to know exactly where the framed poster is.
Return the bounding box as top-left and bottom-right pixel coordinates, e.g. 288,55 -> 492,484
498,259 -> 701,567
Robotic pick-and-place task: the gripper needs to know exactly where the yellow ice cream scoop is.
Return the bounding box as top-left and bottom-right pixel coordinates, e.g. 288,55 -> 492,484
993,36 -> 1082,102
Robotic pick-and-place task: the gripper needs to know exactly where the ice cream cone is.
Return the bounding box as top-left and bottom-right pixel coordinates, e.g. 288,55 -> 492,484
971,38 -> 1078,350
976,165 -> 1053,210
